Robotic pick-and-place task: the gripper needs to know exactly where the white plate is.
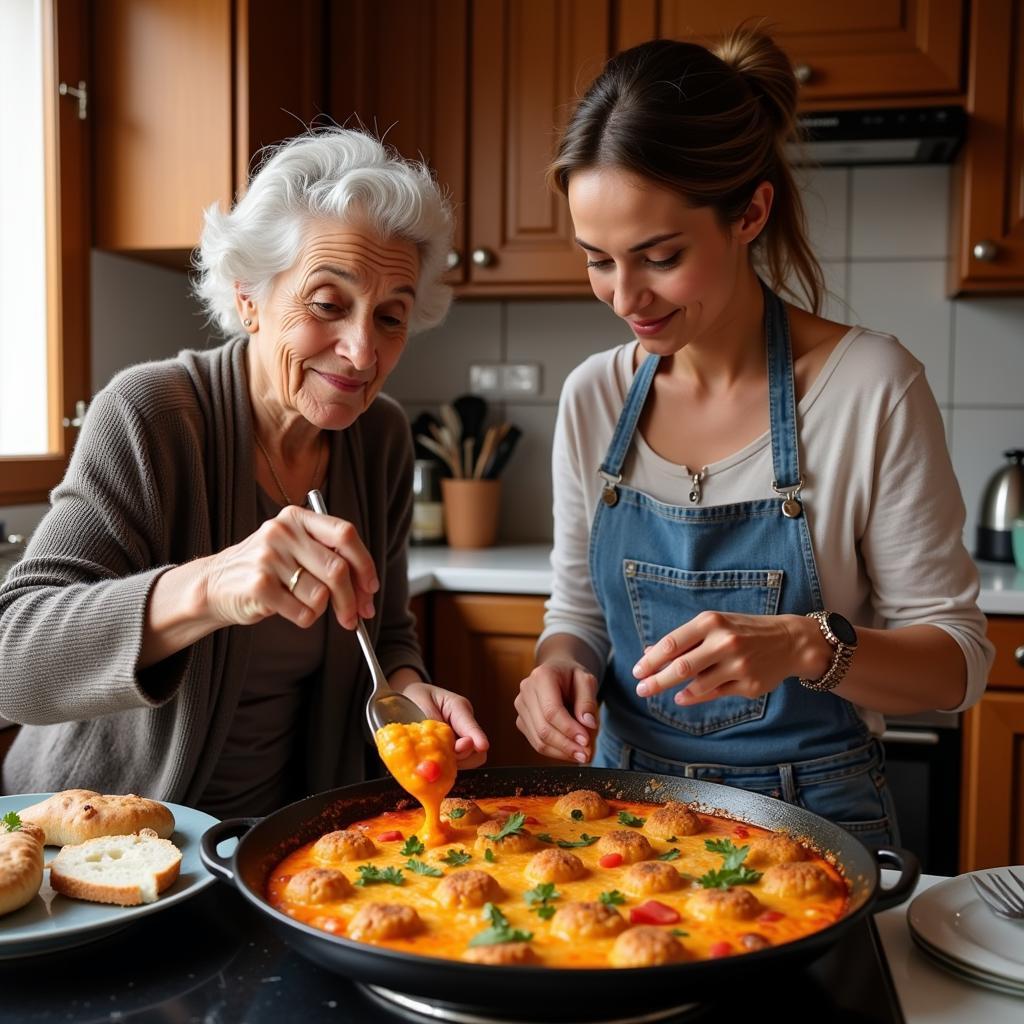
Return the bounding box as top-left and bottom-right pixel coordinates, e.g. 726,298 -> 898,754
908,869 -> 1024,985
0,793 -> 220,958
911,930 -> 1024,999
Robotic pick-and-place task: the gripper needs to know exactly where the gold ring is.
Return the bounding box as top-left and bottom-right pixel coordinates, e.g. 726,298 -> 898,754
287,567 -> 304,594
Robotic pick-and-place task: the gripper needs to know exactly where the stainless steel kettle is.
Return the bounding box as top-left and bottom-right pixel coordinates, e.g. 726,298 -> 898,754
976,448 -> 1024,562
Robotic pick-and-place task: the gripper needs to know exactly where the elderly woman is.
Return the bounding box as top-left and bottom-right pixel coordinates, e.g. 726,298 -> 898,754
0,129 -> 488,816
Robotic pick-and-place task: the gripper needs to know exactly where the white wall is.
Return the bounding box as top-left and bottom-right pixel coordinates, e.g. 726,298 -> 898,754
3,166 -> 1023,550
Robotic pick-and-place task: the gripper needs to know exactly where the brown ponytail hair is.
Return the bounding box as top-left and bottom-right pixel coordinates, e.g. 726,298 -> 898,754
548,27 -> 824,314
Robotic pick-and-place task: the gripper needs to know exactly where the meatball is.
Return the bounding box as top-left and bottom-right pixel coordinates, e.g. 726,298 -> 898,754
312,829 -> 377,863
595,830 -> 654,864
283,867 -> 353,904
441,798 -> 488,827
644,801 -> 703,841
462,942 -> 540,965
622,860 -> 682,897
745,833 -> 810,868
759,862 -> 836,899
524,848 -> 587,884
434,869 -> 505,909
687,886 -> 763,922
610,926 -> 689,967
348,902 -> 424,941
475,819 -> 539,855
553,790 -> 611,821
551,900 -> 627,940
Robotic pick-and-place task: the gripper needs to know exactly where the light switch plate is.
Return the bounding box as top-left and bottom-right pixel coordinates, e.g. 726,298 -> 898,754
501,363 -> 541,395
468,364 -> 502,394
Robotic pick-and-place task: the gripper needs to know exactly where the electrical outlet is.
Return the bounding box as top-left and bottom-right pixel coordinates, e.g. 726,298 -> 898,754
468,364 -> 502,394
501,363 -> 541,395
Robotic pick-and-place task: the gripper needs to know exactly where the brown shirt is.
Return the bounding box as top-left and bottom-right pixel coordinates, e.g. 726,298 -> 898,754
0,338 -> 424,805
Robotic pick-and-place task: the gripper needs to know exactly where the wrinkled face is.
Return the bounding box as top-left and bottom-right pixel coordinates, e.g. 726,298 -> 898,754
246,219 -> 420,430
568,166 -> 752,355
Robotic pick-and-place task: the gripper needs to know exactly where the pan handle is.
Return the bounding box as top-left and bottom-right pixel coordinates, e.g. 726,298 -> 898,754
871,846 -> 921,912
199,817 -> 259,885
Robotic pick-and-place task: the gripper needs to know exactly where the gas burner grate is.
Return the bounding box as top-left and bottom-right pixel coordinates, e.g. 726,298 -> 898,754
360,985 -> 702,1024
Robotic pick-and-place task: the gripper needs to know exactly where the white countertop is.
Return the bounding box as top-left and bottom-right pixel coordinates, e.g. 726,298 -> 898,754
409,545 -> 1024,616
878,872 -> 1021,1023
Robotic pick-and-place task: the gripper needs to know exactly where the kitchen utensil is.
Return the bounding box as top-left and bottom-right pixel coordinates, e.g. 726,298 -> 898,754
200,765 -> 918,1021
977,449 -> 1024,562
483,424 -> 521,479
417,434 -> 462,478
472,424 -> 500,479
306,489 -> 424,735
452,394 -> 488,466
970,869 -> 1024,920
409,412 -> 443,463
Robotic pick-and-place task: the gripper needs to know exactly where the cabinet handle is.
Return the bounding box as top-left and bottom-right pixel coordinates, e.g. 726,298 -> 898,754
1015,644 -> 1024,667
972,240 -> 998,262
446,249 -> 461,271
471,247 -> 496,268
62,399 -> 88,429
793,64 -> 813,85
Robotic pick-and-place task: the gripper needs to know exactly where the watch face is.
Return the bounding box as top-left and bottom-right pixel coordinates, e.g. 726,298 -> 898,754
827,612 -> 857,647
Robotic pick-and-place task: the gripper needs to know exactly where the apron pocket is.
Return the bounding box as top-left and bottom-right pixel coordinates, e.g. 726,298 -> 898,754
624,560 -> 783,737
794,761 -> 901,851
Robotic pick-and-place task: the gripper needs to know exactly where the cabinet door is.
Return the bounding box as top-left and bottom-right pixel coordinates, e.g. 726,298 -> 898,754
987,616 -> 1024,688
468,0 -> 609,292
433,593 -> 549,766
617,1 -> 964,105
326,0 -> 468,284
949,0 -> 1024,294
960,690 -> 1024,870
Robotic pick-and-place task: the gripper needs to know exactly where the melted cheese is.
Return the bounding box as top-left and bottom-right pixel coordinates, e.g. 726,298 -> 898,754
267,795 -> 848,967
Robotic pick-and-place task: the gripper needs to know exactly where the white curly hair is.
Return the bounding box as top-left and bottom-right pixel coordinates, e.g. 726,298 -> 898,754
193,128 -> 453,337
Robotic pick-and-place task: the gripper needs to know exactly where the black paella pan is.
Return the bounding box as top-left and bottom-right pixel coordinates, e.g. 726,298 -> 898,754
200,765 -> 918,1021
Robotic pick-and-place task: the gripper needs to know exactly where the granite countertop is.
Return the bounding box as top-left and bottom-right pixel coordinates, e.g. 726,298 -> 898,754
409,544 -> 1024,616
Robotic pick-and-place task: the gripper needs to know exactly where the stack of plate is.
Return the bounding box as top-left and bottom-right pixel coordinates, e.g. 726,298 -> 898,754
907,869 -> 1024,997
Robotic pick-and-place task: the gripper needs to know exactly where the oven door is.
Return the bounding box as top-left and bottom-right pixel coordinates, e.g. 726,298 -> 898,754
881,711 -> 961,875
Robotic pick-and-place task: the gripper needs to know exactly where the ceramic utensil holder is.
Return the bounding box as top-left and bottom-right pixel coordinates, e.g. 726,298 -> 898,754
441,479 -> 501,549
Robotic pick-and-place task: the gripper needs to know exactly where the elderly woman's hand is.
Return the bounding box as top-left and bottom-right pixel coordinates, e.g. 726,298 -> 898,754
204,505 -> 379,631
392,676 -> 490,769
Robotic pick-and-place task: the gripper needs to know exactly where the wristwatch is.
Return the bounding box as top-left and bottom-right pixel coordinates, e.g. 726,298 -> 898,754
799,610 -> 858,693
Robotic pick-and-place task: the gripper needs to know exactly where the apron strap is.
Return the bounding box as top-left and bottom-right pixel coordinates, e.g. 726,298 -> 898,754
764,284 -> 803,491
598,348 -> 660,480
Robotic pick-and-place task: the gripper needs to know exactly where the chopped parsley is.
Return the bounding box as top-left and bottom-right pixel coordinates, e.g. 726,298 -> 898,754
355,864 -> 405,887
617,811 -> 646,827
400,835 -> 426,857
697,838 -> 762,889
484,848 -> 496,863
488,812 -> 527,842
570,808 -> 584,821
555,833 -> 599,849
536,833 -> 555,844
441,848 -> 472,867
599,890 -> 626,906
671,928 -> 690,938
447,806 -> 468,821
468,902 -> 534,947
657,848 -> 681,861
1,811 -> 21,832
524,882 -> 560,919
405,858 -> 444,877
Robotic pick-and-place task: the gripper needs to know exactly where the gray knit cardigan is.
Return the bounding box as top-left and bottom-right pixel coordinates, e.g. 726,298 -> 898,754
0,338 -> 425,802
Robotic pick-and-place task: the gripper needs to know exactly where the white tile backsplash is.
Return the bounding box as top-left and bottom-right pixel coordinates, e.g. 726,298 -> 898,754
497,403 -> 557,543
953,297 -> 1024,406
850,165 -> 951,259
796,166 -> 849,263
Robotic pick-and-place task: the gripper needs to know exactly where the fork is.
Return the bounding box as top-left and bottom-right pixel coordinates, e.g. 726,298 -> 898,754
969,868 -> 1024,920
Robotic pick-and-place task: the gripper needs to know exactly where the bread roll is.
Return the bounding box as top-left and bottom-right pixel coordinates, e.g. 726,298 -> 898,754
0,821 -> 45,916
49,828 -> 182,906
19,790 -> 175,846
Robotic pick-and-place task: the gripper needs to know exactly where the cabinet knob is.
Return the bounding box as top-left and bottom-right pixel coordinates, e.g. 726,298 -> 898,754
62,399 -> 88,429
1016,644 -> 1024,668
793,63 -> 813,85
972,240 -> 998,262
446,249 -> 461,271
471,247 -> 496,268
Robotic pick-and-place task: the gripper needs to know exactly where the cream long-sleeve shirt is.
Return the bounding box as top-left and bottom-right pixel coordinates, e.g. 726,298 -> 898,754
539,327 -> 993,736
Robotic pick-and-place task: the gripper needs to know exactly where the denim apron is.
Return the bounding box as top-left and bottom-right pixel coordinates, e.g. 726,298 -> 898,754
589,286 -> 898,850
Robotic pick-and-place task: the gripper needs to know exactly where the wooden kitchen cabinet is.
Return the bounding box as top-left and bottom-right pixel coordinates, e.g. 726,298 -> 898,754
948,0 -> 1024,295
93,0 -> 324,257
960,614 -> 1024,870
431,593 -> 549,766
615,1 -> 964,106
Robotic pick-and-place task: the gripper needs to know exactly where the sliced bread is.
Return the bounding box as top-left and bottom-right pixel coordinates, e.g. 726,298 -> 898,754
0,821 -> 45,916
49,828 -> 182,906
20,790 -> 175,846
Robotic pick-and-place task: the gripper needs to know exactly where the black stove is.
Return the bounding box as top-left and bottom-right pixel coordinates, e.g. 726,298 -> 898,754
0,886 -> 904,1023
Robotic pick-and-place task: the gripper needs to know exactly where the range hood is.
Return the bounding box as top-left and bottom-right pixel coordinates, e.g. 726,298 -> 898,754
787,105 -> 966,166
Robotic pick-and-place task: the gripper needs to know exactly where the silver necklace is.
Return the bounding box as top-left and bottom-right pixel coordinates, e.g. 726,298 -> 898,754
254,431 -> 326,507
682,464 -> 709,504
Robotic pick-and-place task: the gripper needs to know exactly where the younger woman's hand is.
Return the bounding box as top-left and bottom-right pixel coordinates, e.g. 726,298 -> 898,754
631,611 -> 817,705
514,660 -> 599,763
397,681 -> 490,769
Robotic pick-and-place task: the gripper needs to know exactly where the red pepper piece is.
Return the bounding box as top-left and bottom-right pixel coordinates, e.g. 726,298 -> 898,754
757,910 -> 784,923
709,941 -> 732,958
498,804 -> 520,812
599,852 -> 624,869
629,900 -> 680,926
415,759 -> 441,783
734,826 -> 750,839
377,830 -> 404,842
523,816 -> 540,825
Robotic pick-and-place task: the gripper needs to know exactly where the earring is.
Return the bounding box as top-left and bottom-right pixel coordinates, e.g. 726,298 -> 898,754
243,318 -> 253,327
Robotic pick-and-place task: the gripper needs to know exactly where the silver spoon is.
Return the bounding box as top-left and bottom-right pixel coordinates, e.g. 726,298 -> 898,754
306,489 -> 426,735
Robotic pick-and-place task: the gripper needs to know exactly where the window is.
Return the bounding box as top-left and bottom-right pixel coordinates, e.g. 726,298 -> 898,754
0,0 -> 90,505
